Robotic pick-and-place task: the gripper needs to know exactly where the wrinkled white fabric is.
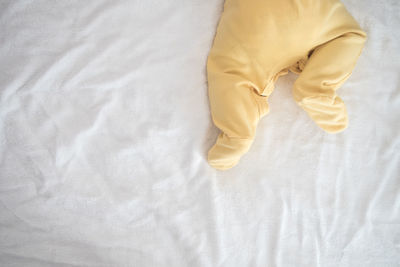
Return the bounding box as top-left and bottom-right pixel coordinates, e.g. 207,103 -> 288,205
0,0 -> 399,266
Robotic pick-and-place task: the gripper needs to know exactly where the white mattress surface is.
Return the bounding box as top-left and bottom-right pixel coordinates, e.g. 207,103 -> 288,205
0,0 -> 399,266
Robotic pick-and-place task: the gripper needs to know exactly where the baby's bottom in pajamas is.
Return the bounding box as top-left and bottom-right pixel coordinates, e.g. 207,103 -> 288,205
207,32 -> 366,170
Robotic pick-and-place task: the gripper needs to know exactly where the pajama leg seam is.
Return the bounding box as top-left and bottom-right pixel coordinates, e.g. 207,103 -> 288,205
250,87 -> 262,120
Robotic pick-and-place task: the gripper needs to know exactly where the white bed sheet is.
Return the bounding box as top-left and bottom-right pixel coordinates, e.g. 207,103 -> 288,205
0,0 -> 399,266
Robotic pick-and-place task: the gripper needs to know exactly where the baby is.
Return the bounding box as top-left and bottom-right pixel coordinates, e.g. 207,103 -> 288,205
207,0 -> 367,170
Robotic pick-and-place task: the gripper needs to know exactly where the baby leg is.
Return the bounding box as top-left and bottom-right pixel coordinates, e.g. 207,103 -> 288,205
207,71 -> 268,170
292,32 -> 367,133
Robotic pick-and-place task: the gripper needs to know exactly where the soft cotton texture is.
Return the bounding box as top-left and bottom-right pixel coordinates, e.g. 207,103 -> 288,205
207,0 -> 367,170
0,0 -> 399,266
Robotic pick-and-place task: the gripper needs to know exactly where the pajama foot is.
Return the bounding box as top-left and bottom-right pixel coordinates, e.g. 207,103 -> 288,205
207,133 -> 253,170
297,95 -> 348,133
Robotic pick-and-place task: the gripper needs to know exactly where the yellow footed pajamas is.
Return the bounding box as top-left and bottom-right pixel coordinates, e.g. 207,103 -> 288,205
207,0 -> 367,170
